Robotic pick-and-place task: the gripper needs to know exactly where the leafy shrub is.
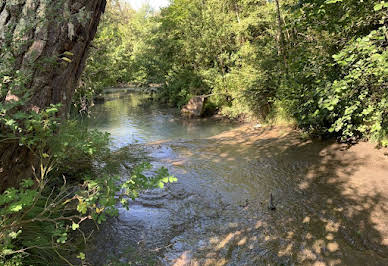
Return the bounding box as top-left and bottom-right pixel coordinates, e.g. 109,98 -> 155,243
0,140 -> 176,265
287,26 -> 388,143
0,109 -> 177,264
48,121 -> 110,179
324,28 -> 388,143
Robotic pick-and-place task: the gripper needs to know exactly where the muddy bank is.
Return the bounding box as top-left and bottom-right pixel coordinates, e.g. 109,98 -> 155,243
85,123 -> 388,265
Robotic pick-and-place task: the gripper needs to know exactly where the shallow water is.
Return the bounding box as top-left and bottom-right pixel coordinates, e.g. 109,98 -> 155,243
86,92 -> 388,265
87,93 -> 236,149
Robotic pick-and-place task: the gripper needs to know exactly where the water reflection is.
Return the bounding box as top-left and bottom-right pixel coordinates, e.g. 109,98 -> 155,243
86,93 -> 237,149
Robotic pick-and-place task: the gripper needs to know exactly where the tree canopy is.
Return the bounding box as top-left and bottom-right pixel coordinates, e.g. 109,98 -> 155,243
83,0 -> 387,144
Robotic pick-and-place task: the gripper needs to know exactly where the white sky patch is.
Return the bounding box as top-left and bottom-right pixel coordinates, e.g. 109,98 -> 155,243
125,0 -> 170,11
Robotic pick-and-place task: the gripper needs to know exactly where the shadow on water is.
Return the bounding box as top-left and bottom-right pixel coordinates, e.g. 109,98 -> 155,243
163,128 -> 388,265
85,93 -> 388,265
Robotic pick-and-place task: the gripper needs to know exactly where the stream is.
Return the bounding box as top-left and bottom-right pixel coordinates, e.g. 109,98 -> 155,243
85,92 -> 388,265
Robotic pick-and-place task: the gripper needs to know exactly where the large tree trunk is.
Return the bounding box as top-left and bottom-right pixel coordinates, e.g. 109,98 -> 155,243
0,0 -> 106,191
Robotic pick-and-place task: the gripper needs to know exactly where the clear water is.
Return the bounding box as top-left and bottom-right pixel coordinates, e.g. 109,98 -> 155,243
86,91 -> 388,266
86,93 -> 237,149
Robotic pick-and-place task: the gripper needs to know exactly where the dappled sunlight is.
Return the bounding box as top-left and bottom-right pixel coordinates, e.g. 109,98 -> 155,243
146,124 -> 388,265
86,114 -> 388,264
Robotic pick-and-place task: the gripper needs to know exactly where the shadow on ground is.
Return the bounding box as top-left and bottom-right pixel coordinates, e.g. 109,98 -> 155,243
162,126 -> 388,265
85,126 -> 388,265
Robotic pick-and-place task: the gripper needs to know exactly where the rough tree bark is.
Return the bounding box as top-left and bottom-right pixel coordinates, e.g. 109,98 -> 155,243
0,0 -> 106,191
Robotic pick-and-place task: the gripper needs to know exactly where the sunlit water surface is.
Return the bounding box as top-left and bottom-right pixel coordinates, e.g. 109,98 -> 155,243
86,92 -> 237,149
85,92 -> 388,265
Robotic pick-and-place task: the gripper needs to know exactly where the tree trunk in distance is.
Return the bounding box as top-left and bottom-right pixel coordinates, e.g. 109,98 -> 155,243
274,0 -> 288,74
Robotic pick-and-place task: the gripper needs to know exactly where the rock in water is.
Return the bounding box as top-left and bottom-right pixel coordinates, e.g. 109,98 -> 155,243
181,96 -> 205,118
268,193 -> 276,211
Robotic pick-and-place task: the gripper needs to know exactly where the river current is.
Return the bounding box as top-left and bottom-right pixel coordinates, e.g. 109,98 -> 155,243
85,92 -> 388,265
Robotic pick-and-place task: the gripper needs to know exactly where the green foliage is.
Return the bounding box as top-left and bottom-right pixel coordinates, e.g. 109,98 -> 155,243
0,125 -> 176,264
1,25 -> 176,266
1,0 -> 386,262
280,0 -> 387,143
48,121 -> 111,178
0,103 -> 61,148
122,162 -> 177,200
73,0 -> 388,144
74,1 -> 134,113
74,1 -> 162,113
323,28 -> 387,142
119,0 -> 387,144
0,1 -> 178,264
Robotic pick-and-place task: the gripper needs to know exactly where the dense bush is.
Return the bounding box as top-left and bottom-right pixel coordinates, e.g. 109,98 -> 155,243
280,0 -> 388,143
0,1 -> 178,264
